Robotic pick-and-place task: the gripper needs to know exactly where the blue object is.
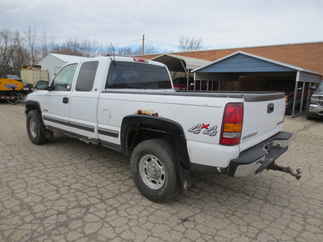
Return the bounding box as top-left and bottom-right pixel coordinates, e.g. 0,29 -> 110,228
198,53 -> 294,73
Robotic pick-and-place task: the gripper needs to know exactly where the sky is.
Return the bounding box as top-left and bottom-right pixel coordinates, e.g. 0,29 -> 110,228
1,0 -> 323,52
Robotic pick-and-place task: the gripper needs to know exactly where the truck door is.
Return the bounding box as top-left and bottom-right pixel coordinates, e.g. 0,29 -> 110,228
68,61 -> 99,139
43,64 -> 77,131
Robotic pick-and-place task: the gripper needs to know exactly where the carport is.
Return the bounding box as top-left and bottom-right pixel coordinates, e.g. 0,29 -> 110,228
193,51 -> 322,116
152,54 -> 210,90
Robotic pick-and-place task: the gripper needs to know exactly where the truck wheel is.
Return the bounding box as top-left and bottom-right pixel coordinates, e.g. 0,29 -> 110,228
26,110 -> 48,145
130,139 -> 179,202
306,112 -> 315,120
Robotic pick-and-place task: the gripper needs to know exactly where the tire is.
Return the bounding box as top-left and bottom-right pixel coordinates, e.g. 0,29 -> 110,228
130,139 -> 179,202
306,112 -> 315,120
26,110 -> 48,145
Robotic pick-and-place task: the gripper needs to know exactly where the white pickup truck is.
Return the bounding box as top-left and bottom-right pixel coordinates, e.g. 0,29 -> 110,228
25,56 -> 301,202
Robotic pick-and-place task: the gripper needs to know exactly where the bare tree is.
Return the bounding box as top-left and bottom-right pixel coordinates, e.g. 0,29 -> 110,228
11,31 -> 29,72
0,31 -> 11,66
117,47 -> 133,56
0,30 -> 22,76
0,27 -> 163,77
40,32 -> 48,59
26,26 -> 37,65
0,29 -> 35,76
51,40 -> 88,56
178,36 -> 203,51
114,44 -> 158,57
51,39 -> 106,57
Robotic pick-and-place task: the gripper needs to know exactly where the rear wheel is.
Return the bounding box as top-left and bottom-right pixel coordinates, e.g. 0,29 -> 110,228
26,110 -> 50,145
130,139 -> 179,202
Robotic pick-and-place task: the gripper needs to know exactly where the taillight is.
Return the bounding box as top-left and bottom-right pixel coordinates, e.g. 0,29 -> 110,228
220,103 -> 244,145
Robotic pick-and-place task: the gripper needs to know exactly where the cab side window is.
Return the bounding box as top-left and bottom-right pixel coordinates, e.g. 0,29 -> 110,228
75,61 -> 98,91
52,64 -> 77,91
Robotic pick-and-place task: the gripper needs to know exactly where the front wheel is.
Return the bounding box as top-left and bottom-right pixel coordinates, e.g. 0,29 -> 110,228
26,110 -> 49,145
130,139 -> 179,202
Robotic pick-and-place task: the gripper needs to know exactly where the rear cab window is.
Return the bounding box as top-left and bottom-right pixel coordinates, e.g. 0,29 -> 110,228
106,61 -> 171,89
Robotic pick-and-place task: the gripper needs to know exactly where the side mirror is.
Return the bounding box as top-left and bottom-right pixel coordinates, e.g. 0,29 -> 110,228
34,80 -> 49,90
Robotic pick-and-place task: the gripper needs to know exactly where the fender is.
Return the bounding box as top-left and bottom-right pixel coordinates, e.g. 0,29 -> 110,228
25,100 -> 41,114
121,114 -> 191,169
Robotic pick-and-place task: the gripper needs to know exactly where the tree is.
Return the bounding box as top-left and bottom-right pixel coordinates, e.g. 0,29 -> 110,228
0,27 -> 164,77
11,31 -> 29,73
178,36 -> 203,51
51,40 -> 88,56
40,32 -> 49,59
26,26 -> 37,65
0,30 -> 23,76
0,31 -> 11,72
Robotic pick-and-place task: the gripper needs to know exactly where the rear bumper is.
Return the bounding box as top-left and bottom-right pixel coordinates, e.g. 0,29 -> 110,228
228,131 -> 292,177
308,104 -> 323,116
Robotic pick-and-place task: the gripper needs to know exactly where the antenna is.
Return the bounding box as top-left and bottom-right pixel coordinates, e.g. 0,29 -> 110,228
106,42 -> 116,62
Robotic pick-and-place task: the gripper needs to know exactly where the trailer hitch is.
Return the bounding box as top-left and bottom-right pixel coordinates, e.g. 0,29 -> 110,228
267,163 -> 302,180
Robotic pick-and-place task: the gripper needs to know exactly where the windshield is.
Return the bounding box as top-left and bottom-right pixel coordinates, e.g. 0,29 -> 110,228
106,61 -> 172,89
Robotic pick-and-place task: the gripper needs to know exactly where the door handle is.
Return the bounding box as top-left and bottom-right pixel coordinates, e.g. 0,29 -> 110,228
62,97 -> 69,104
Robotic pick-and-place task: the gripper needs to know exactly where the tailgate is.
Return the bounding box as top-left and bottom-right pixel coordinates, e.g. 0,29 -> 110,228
240,93 -> 285,152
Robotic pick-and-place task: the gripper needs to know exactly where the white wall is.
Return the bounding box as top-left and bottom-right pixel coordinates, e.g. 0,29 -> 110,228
38,55 -> 66,81
21,68 -> 49,85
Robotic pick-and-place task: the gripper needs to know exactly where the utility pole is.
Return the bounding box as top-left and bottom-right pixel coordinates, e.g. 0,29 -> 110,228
142,34 -> 145,56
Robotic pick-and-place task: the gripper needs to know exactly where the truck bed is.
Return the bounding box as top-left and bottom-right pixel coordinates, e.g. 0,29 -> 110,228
103,89 -> 285,102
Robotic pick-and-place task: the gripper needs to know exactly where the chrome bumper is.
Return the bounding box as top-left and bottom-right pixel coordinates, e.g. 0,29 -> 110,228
309,104 -> 323,116
233,156 -> 265,177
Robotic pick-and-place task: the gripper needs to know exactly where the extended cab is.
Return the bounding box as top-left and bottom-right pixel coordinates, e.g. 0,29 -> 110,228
25,56 -> 301,202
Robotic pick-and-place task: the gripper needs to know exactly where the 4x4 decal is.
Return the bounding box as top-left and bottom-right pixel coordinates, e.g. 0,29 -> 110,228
188,123 -> 218,136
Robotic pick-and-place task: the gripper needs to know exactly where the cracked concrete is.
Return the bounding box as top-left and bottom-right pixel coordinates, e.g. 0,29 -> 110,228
0,104 -> 323,242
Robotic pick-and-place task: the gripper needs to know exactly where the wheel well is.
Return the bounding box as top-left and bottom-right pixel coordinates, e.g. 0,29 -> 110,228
127,128 -> 169,154
121,115 -> 191,170
25,101 -> 41,115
